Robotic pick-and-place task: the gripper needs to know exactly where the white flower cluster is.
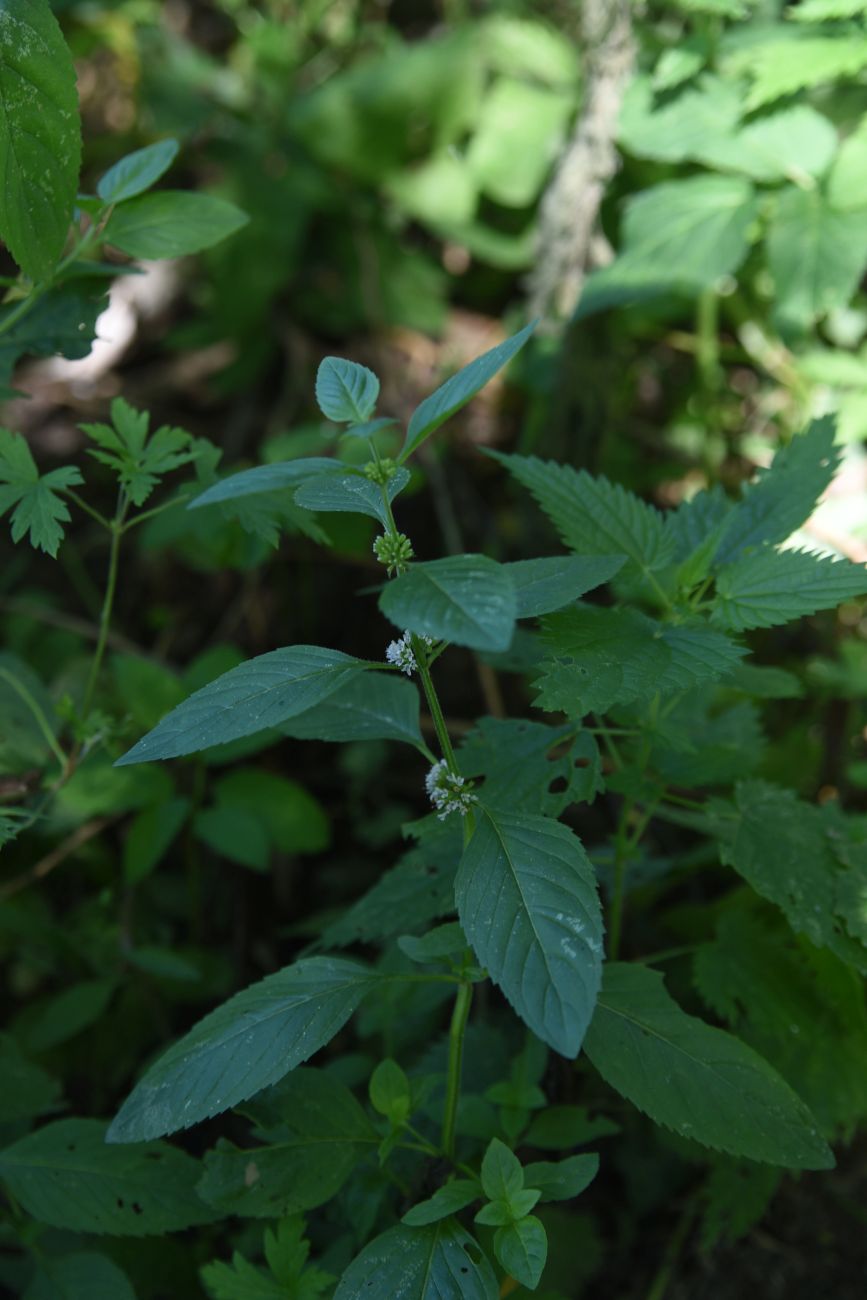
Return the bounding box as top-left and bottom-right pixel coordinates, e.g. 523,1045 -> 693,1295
385,630 -> 432,676
425,759 -> 477,821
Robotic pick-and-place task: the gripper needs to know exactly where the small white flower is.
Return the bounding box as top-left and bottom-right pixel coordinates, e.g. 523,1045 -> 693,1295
425,759 -> 477,821
385,630 -> 434,676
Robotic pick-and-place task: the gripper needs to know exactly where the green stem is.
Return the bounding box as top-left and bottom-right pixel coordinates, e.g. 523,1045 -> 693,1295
416,647 -> 458,773
0,668 -> 67,770
122,494 -> 189,532
696,287 -> 721,393
81,497 -> 127,720
442,980 -> 473,1159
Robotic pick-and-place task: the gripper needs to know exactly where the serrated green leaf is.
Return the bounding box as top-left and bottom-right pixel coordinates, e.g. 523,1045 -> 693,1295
105,191 -> 248,259
0,428 -> 83,556
201,1252 -> 286,1300
189,458 -> 339,509
115,646 -> 369,765
403,1180 -> 480,1226
97,139 -> 179,204
733,35 -> 867,109
315,358 -> 380,424
506,555 -> 625,618
712,548 -> 867,631
0,283 -> 104,394
493,1216 -> 547,1291
458,718 -> 600,816
456,809 -> 603,1057
107,957 -> 377,1142
767,187 -> 867,334
294,466 -> 409,527
522,1153 -> 598,1202
583,963 -> 833,1168
281,672 -> 423,747
80,397 -> 198,506
197,1069 -> 375,1218
24,1252 -> 136,1300
401,321 -> 535,460
0,1034 -> 61,1123
380,554 -> 517,652
493,452 -> 672,583
0,1118 -> 214,1235
334,1221 -> 498,1300
0,0 -> 81,280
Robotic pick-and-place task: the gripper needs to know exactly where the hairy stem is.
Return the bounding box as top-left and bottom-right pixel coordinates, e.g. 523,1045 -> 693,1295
442,979 -> 473,1159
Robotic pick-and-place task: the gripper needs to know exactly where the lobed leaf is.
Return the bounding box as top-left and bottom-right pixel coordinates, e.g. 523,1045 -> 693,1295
0,428 -> 83,556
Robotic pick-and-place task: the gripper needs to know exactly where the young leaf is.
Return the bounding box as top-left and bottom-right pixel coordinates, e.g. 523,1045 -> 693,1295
0,0 -> 81,280
96,139 -> 179,204
281,672 -> 423,748
294,467 -> 410,527
522,1153 -> 599,1202
713,547 -> 867,632
583,963 -> 834,1169
401,320 -> 536,460
493,1217 -> 547,1291
25,1252 -> 136,1300
107,956 -> 377,1142
506,555 -> 625,619
402,1180 -> 480,1226
334,1221 -> 498,1300
315,358 -> 380,424
189,458 -> 339,509
480,1138 -> 524,1203
115,646 -> 369,765
380,554 -> 517,652
0,428 -> 83,556
369,1058 -> 412,1123
398,922 -> 468,963
456,809 -> 603,1057
104,191 -> 248,259
0,1118 -> 214,1235
492,452 -> 672,582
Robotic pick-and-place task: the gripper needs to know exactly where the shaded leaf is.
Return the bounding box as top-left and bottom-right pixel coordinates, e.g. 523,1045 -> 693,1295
294,466 -> 410,527
315,358 -> 380,424
713,549 -> 867,631
506,555 -> 625,619
0,428 -> 82,556
97,139 -> 179,205
334,1220 -> 498,1299
381,554 -> 517,651
282,672 -> 423,748
105,191 -> 248,259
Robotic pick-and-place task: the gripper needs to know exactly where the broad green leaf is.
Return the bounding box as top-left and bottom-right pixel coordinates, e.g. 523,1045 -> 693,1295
828,125 -> 867,211
712,548 -> 867,631
583,963 -> 833,1168
115,646 -> 369,765
294,466 -> 410,527
506,555 -> 625,618
97,139 -> 179,204
104,191 -> 248,259
767,187 -> 867,334
522,1153 -> 598,1202
493,1217 -> 547,1291
189,458 -> 339,509
0,0 -> 81,280
24,1252 -> 136,1300
0,428 -> 83,556
401,321 -> 535,460
480,1138 -> 524,1202
456,809 -> 603,1056
0,1034 -> 60,1123
123,797 -> 190,884
0,283 -> 104,395
458,718 -> 600,817
197,1070 -> 375,1218
466,78 -> 574,208
315,358 -> 380,424
334,1221 -> 498,1300
0,1118 -> 214,1234
369,1058 -> 412,1123
380,554 -> 517,652
492,452 -> 672,582
398,922 -> 468,963
713,416 -> 840,566
107,957 -> 377,1142
403,1180 -> 480,1226
698,105 -> 837,184
212,768 -> 329,855
282,672 -> 423,748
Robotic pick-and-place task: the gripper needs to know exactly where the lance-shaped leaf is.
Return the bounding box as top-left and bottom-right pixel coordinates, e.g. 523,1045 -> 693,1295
334,1221 -> 498,1300
583,963 -> 833,1169
492,1217 -> 547,1292
712,547 -> 867,631
401,321 -> 536,460
0,1118 -> 214,1235
295,467 -> 410,527
456,809 -> 603,1057
380,554 -> 517,652
522,1153 -> 599,1202
315,357 -> 380,424
189,458 -> 338,509
115,646 -> 368,765
0,0 -> 81,281
506,555 -> 625,619
282,672 -> 423,748
107,957 -> 377,1142
104,191 -> 248,259
97,139 -> 179,205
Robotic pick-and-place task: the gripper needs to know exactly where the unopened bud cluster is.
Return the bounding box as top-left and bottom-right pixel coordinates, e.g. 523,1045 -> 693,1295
425,760 -> 477,821
374,531 -> 414,575
385,629 -> 433,676
364,457 -> 399,486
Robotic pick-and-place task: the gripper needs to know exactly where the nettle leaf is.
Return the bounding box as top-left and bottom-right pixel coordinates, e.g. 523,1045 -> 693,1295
506,555 -> 625,619
380,554 -> 517,652
282,672 -> 422,748
767,186 -> 867,334
456,809 -> 603,1057
0,1118 -> 214,1235
315,358 -> 380,424
97,139 -> 179,205
665,485 -> 733,568
0,1034 -> 61,1123
294,466 -> 410,527
713,416 -> 840,566
334,1220 -> 498,1300
189,458 -> 339,509
403,1180 -> 480,1227
401,320 -> 536,460
734,35 -> 867,110
712,548 -> 867,632
81,397 -> 198,506
458,718 -> 601,816
0,283 -> 104,396
493,1217 -> 547,1291
522,1153 -> 599,1202
198,1069 -> 376,1218
0,428 -> 83,556
0,0 -> 81,281
583,963 -> 833,1169
24,1252 -> 136,1300
107,957 -> 377,1142
105,191 -> 248,259
116,646 -> 369,765
493,452 -> 672,584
